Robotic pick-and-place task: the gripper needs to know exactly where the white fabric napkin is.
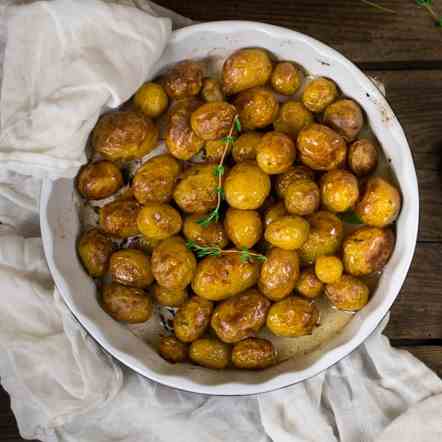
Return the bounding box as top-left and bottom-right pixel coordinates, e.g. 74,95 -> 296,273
0,1 -> 441,441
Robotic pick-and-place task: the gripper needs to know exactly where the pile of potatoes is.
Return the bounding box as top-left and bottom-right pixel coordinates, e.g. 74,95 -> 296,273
76,48 -> 401,370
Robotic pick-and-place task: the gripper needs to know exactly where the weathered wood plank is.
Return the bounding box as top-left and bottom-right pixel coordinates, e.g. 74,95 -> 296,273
394,346 -> 442,377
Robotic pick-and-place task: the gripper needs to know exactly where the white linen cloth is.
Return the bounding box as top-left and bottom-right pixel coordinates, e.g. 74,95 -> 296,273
0,1 -> 441,441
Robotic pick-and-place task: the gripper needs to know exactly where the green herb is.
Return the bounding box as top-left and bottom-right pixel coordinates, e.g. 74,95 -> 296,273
340,210 -> 364,225
196,210 -> 220,227
416,0 -> 442,26
216,186 -> 225,200
360,0 -> 396,14
222,135 -> 237,144
213,165 -> 225,177
186,240 -> 267,262
234,116 -> 242,133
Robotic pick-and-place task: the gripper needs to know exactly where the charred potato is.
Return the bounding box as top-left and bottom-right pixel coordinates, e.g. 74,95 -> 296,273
256,131 -> 296,174
284,178 -> 320,216
232,338 -> 276,369
320,169 -> 359,213
183,214 -> 229,248
224,208 -> 263,249
264,201 -> 288,227
163,60 -> 204,99
348,139 -> 378,177
264,215 -> 310,250
137,203 -> 182,240
325,274 -> 369,311
159,335 -> 188,363
271,62 -> 303,96
201,78 -> 224,102
174,296 -> 213,342
275,165 -> 315,198
78,228 -> 113,277
232,132 -> 262,162
323,99 -> 364,142
110,249 -> 153,288
273,101 -> 314,139
189,338 -> 230,369
296,268 -> 323,298
77,161 -> 123,200
315,255 -> 343,284
134,82 -> 168,118
99,199 -> 141,238
302,77 -> 338,113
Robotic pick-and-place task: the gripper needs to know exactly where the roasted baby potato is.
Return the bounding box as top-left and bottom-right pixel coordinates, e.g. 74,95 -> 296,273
137,203 -> 182,240
323,99 -> 364,142
159,335 -> 188,363
77,161 -> 123,200
320,169 -> 359,213
152,284 -> 188,307
284,178 -> 320,216
302,77 -> 338,113
99,199 -> 141,238
183,214 -> 229,248
232,338 -> 276,369
78,228 -> 113,277
232,131 -> 262,162
325,274 -> 369,311
264,215 -> 310,250
271,62 -> 303,96
348,139 -> 378,177
110,249 -> 154,288
275,165 -> 315,198
204,139 -> 231,162
315,255 -> 343,284
264,201 -> 288,227
256,131 -> 296,174
163,60 -> 204,99
224,208 -> 263,249
201,78 -> 224,102
273,101 -> 314,139
134,82 -> 168,118
189,338 -> 230,369
174,296 -> 213,342
295,267 -> 323,298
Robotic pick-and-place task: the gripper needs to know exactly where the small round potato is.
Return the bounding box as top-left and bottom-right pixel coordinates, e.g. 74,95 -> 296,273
163,60 -> 204,99
77,161 -> 123,200
151,236 -> 197,290
130,236 -> 160,255
320,169 -> 359,213
343,226 -> 395,276
174,296 -> 213,343
258,248 -> 300,301
99,199 -> 141,238
93,111 -> 159,162
297,123 -> 347,171
348,139 -> 378,177
204,139 -> 231,162
275,165 -> 315,198
134,82 -> 168,118
224,161 -> 271,210
152,284 -> 188,307
211,289 -> 271,343
273,101 -> 314,139
296,268 -> 323,298
264,201 -> 288,227
271,62 -> 303,96
201,78 -> 224,102
110,249 -> 154,288
183,214 -> 229,248
256,131 -> 296,174
189,338 -> 230,369
232,132 -> 262,162
302,77 -> 338,113
266,297 -> 319,337
315,255 -> 343,284
323,99 -> 364,142
137,203 -> 182,240
355,177 -> 401,227
284,178 -> 320,216
102,283 -> 153,323
159,335 -> 188,363
325,274 -> 369,311
232,338 -> 276,369
224,208 -> 263,249
77,228 -> 113,277
222,48 -> 273,95
264,215 -> 310,250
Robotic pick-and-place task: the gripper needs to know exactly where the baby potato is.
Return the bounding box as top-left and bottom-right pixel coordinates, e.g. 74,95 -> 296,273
152,284 -> 188,307
204,139 -> 231,162
264,201 -> 288,227
256,131 -> 296,174
258,248 -> 300,301
343,226 -> 395,276
163,60 -> 204,99
192,253 -> 260,301
273,101 -> 314,139
174,296 -> 213,343
201,77 -> 224,102
302,77 -> 338,113
271,62 -> 303,96
211,289 -> 271,343
224,161 -> 271,210
151,236 -> 197,290
232,132 -> 262,162
284,178 -> 320,216
159,335 -> 188,363
77,161 -> 123,200
102,283 -> 153,323
275,165 -> 315,198
297,123 -> 347,171
264,215 -> 310,250
110,249 -> 154,289
296,268 -> 323,298
99,199 -> 141,238
348,139 -> 378,177
320,169 -> 359,213
224,208 -> 263,249
234,87 -> 279,130
355,177 -> 401,227
266,297 -> 319,337
77,228 -> 113,277
93,111 -> 159,162
134,82 -> 168,118
189,338 -> 230,369
325,274 -> 369,311
323,99 -> 364,142
132,154 -> 182,204
183,214 -> 229,248
222,48 -> 273,95
315,255 -> 343,284
232,338 -> 276,369
137,203 -> 182,240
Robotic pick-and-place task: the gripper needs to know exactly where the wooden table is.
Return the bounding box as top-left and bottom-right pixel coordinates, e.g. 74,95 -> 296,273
1,1 -> 441,440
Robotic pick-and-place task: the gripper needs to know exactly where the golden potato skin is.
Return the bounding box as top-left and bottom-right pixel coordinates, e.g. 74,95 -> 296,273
320,169 -> 359,213
264,201 -> 288,227
192,253 -> 260,301
297,123 -> 347,171
77,161 -> 123,200
204,139 -> 231,162
275,165 -> 315,198
132,154 -> 181,204
102,283 -> 152,323
137,203 -> 182,240
78,228 -> 113,278
273,101 -> 314,139
264,215 -> 310,250
232,132 -> 262,162
271,62 -> 303,96
258,248 -> 300,301
159,336 -> 188,363
343,226 -> 395,276
183,214 -> 229,248
110,249 -> 153,288
355,177 -> 401,227
296,268 -> 323,299
222,48 -> 273,95
174,296 -> 213,343
232,338 -> 276,369
152,284 -> 188,307
256,131 -> 296,175
284,178 -> 320,216
302,77 -> 338,113
266,297 -> 319,337
163,60 -> 204,99
224,161 -> 271,210
99,199 -> 141,238
134,82 -> 168,118
315,255 -> 343,284
201,78 -> 224,102
93,111 -> 159,162
189,338 -> 230,369
348,139 -> 378,177
151,237 -> 197,290
323,99 -> 364,142
325,274 -> 369,311
224,208 -> 263,249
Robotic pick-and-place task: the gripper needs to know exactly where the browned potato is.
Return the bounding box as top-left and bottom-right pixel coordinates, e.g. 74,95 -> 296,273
302,77 -> 338,113
320,169 -> 359,213
315,255 -> 343,284
273,101 -> 314,139
99,199 -> 141,238
151,236 -> 197,289
258,248 -> 300,301
137,203 -> 182,240
77,228 -> 113,277
234,87 -> 279,130
159,335 -> 188,363
284,178 -> 320,216
192,253 -> 260,301
297,123 -> 347,171
130,236 -> 160,255
222,48 -> 273,95
152,284 -> 188,307
183,214 -> 229,248
201,78 -> 224,102
348,139 -> 378,177
77,161 -> 123,200
224,208 -> 263,249
343,226 -> 395,276
355,177 -> 401,227
204,139 -> 231,162
325,274 -> 369,311
132,154 -> 182,204
232,132 -> 262,162
323,99 -> 364,142
102,283 -> 152,323
134,82 -> 168,118
266,297 -> 319,337
256,131 -> 296,174
163,60 -> 204,99
264,201 -> 288,227
189,338 -> 230,369
93,111 -> 159,162
271,62 -> 303,96
173,296 -> 213,342
275,165 -> 315,198
264,215 -> 310,250
296,268 -> 323,298
110,249 -> 153,288
232,338 -> 276,369
224,161 -> 271,210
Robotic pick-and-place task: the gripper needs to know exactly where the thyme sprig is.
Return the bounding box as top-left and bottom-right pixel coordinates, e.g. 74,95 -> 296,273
360,0 -> 396,14
416,0 -> 442,27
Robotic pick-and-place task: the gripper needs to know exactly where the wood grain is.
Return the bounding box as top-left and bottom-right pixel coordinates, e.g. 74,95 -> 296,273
396,346 -> 442,377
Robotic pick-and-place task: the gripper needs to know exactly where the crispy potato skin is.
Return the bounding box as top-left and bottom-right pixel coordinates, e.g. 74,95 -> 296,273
296,268 -> 324,298
315,255 -> 343,284
78,228 -> 113,278
256,131 -> 296,175
99,199 -> 141,238
284,178 -> 320,216
320,169 -> 359,213
275,165 -> 315,198
348,139 -> 378,177
264,215 -> 310,250
302,77 -> 338,113
224,208 -> 263,249
110,249 -> 153,289
273,101 -> 314,139
137,203 -> 182,240
232,132 -> 262,162
163,60 -> 204,99
134,82 -> 168,118
77,161 -> 123,200
159,336 -> 188,363
152,284 -> 188,307
271,62 -> 303,96
201,78 -> 224,102
183,214 -> 229,248
232,338 -> 276,369
325,275 -> 369,311
323,99 -> 364,142
189,338 -> 231,369
264,201 -> 288,227
204,139 -> 231,162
